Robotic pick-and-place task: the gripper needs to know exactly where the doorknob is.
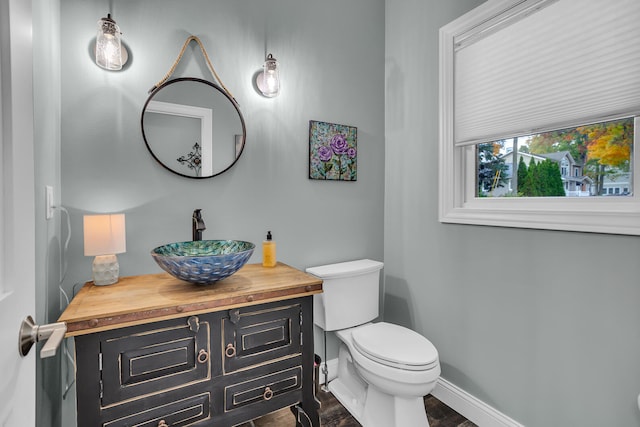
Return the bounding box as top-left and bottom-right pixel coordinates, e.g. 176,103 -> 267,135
19,315 -> 67,358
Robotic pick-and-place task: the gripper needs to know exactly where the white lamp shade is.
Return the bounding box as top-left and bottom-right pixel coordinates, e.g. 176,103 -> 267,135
83,214 -> 126,256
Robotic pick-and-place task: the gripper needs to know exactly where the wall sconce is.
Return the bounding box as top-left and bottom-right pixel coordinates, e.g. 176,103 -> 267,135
83,214 -> 126,286
95,13 -> 128,70
256,53 -> 280,97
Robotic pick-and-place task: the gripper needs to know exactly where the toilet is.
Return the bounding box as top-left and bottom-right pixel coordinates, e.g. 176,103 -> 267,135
307,259 -> 440,427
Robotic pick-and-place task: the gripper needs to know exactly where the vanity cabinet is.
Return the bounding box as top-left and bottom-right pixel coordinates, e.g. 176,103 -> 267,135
59,263 -> 322,427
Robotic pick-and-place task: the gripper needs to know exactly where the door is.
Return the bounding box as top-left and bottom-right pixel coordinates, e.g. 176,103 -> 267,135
0,0 -> 36,425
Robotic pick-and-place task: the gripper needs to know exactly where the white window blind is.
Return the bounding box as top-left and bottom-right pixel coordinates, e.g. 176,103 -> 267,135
454,0 -> 640,146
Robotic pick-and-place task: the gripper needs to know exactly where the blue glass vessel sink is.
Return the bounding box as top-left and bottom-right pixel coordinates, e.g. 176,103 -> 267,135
151,240 -> 255,284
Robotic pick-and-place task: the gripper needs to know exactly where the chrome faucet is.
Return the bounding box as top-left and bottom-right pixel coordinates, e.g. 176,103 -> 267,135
192,209 -> 206,241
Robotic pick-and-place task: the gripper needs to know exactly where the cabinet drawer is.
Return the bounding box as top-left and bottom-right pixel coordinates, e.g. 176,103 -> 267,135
224,366 -> 302,412
223,302 -> 302,373
101,317 -> 210,406
103,392 -> 211,427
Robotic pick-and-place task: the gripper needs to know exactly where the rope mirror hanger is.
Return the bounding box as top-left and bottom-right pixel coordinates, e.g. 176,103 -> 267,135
148,35 -> 236,103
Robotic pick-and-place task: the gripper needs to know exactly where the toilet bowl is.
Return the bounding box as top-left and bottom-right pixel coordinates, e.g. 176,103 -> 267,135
347,323 -> 440,395
307,259 -> 441,427
332,323 -> 440,427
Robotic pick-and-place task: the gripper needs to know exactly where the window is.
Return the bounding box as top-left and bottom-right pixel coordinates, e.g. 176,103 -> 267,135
439,0 -> 640,235
477,118 -> 633,198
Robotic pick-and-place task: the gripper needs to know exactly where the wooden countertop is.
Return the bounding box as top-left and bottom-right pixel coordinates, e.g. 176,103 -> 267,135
58,262 -> 322,337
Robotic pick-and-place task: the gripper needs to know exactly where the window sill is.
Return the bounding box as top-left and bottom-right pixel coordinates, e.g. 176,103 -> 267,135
440,197 -> 640,235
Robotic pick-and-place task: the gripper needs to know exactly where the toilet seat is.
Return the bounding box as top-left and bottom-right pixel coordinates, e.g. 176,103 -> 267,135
351,322 -> 438,371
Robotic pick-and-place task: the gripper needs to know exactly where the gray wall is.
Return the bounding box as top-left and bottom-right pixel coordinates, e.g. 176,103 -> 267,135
59,0 -> 384,280
384,1 -> 640,426
55,1 -> 384,425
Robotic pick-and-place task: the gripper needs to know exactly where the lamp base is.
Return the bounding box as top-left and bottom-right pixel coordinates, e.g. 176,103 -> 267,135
92,254 -> 119,286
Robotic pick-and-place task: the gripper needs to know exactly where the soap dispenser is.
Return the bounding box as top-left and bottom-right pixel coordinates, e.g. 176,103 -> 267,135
262,231 -> 276,267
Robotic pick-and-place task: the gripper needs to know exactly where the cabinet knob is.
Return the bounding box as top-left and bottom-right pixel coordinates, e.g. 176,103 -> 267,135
158,420 -> 168,427
196,348 -> 209,364
225,343 -> 236,358
263,386 -> 274,401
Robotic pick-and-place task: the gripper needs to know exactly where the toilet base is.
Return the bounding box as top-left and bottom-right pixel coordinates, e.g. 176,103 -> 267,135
328,342 -> 431,427
328,377 -> 365,423
329,378 -> 430,427
327,344 -> 367,422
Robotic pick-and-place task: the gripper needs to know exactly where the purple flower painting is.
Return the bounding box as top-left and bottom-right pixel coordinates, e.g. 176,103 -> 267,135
309,120 -> 357,181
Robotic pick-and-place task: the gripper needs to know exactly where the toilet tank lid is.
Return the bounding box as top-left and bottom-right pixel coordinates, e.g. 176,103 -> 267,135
306,259 -> 383,279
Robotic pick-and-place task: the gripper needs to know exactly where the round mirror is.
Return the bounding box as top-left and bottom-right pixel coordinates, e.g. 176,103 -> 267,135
141,77 -> 246,179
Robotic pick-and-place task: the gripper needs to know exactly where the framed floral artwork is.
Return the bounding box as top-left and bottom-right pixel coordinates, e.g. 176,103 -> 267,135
309,120 -> 357,181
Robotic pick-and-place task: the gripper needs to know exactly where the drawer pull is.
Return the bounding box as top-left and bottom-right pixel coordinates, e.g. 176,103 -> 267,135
263,387 -> 274,401
197,349 -> 209,364
158,420 -> 169,427
225,343 -> 236,358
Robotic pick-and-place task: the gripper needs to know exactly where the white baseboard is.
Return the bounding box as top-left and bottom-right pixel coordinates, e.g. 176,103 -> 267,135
320,358 -> 523,427
432,377 -> 524,427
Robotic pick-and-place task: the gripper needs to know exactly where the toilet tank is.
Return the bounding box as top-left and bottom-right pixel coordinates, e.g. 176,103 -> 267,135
306,259 -> 384,332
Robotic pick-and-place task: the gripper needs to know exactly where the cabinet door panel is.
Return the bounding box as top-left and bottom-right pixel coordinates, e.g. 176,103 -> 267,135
101,318 -> 210,406
223,303 -> 301,373
121,339 -> 193,385
102,392 -> 211,427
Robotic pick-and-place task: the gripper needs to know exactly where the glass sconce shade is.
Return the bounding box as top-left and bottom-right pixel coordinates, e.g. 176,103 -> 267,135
84,214 -> 126,285
95,14 -> 124,70
256,54 -> 280,97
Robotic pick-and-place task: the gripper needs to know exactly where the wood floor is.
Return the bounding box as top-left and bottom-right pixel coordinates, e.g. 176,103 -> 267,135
239,391 -> 476,427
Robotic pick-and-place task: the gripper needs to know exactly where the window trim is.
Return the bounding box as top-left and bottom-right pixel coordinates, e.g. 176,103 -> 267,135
439,0 -> 640,235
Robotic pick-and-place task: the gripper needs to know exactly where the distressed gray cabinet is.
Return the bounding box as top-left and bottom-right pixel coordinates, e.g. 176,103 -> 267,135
59,264 -> 322,427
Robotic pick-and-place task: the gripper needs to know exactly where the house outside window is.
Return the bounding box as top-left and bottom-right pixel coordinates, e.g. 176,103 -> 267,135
439,0 -> 640,235
478,118 -> 630,199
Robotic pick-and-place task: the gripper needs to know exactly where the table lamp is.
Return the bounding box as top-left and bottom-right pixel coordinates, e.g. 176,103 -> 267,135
83,213 -> 126,286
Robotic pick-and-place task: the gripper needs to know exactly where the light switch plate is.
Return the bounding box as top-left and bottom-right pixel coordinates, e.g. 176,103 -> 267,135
45,185 -> 54,220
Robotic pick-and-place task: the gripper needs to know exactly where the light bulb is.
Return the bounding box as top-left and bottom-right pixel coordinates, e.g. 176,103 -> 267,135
257,54 -> 280,97
95,14 -> 123,71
